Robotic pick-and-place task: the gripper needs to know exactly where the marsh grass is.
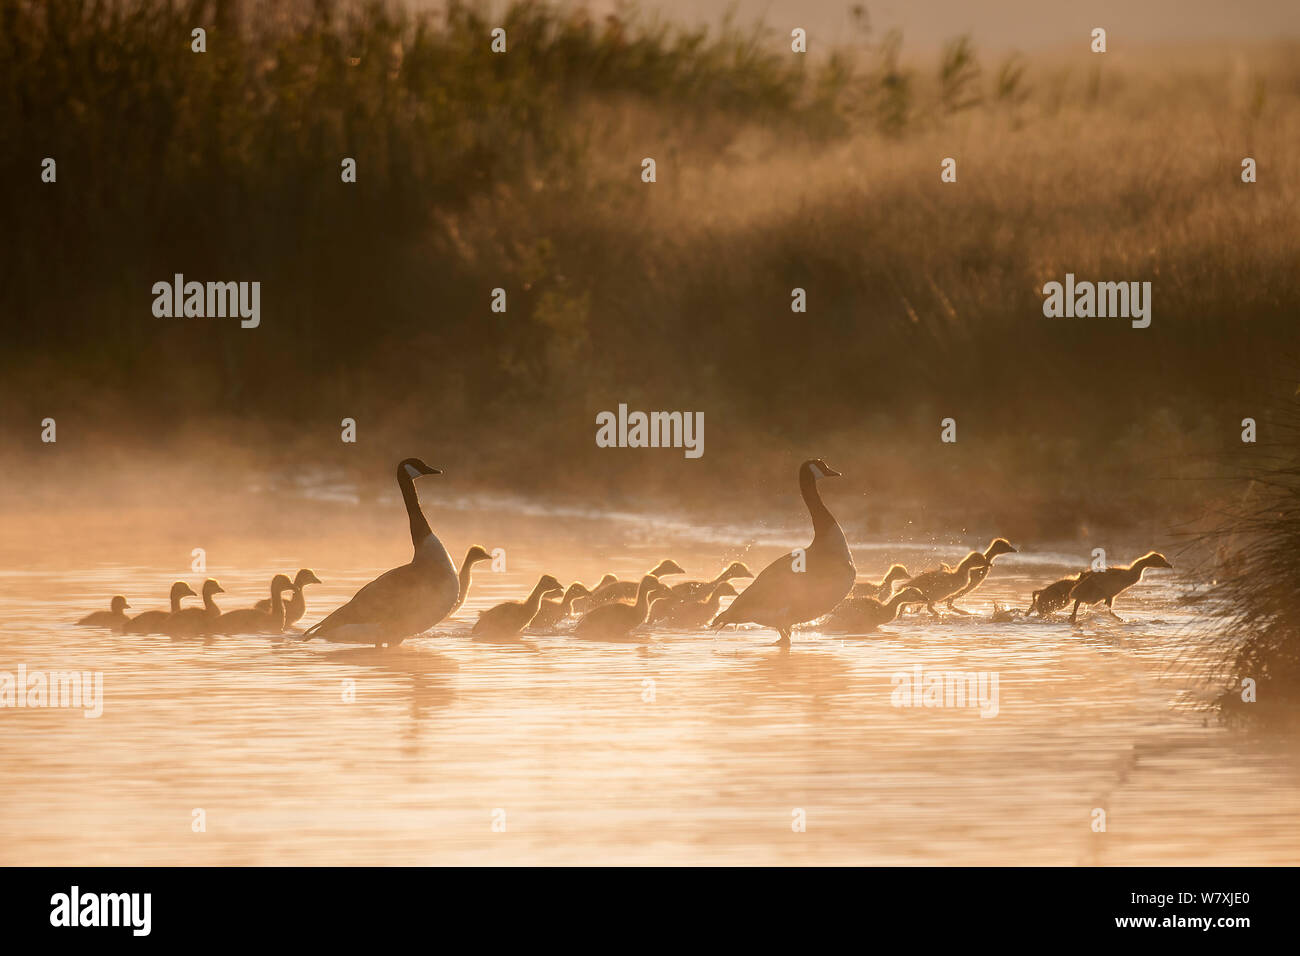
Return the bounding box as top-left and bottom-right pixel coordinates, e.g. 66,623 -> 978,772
2,0 -> 1299,535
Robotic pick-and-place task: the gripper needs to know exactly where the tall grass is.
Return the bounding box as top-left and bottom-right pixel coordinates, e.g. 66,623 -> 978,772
2,0 -> 1298,534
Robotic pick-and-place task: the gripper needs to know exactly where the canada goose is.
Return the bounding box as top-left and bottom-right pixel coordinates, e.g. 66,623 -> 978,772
650,581 -> 738,628
849,564 -> 911,602
472,574 -> 564,639
254,568 -> 322,628
574,575 -> 672,641
122,581 -> 197,634
448,546 -> 492,616
529,582 -> 592,631
1027,574 -> 1082,618
1068,552 -> 1173,623
214,574 -> 294,634
709,459 -> 856,646
579,560 -> 686,610
302,458 -> 460,647
166,578 -> 225,636
826,586 -> 925,633
946,538 -> 1017,611
668,562 -> 753,599
75,595 -> 131,630
905,553 -> 989,615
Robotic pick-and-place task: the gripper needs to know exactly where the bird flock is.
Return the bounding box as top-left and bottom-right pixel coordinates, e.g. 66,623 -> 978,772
73,456 -> 1174,646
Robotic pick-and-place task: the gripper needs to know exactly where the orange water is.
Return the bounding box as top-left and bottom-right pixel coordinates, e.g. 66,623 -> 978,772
1,501 -> 1296,865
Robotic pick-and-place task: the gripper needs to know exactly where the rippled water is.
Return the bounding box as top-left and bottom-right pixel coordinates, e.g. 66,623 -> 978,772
2,508 -> 1297,865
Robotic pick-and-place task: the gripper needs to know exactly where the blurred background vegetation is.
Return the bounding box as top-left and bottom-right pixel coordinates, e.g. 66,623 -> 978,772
2,0 -> 1298,545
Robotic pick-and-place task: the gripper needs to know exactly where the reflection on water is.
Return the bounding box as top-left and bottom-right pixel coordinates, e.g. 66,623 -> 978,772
1,521 -> 1297,865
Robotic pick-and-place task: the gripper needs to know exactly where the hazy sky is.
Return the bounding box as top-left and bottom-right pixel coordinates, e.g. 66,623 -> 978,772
431,0 -> 1299,53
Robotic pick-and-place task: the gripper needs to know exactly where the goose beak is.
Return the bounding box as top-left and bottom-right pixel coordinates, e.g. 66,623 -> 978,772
823,466 -> 842,477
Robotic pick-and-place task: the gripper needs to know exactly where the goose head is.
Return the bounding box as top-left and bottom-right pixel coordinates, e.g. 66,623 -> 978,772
201,579 -> 225,598
293,568 -> 322,588
463,546 -> 492,567
398,458 -> 441,481
271,573 -> 295,595
892,586 -> 925,604
649,559 -> 686,577
713,582 -> 739,598
801,458 -> 842,481
647,582 -> 674,606
110,595 -> 130,612
634,574 -> 662,599
985,538 -> 1017,559
597,573 -> 618,589
538,574 -> 564,598
563,582 -> 592,601
884,564 -> 912,584
1134,552 -> 1173,572
721,561 -> 753,581
170,581 -> 198,602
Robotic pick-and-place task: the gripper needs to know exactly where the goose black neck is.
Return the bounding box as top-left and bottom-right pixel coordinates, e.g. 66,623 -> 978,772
523,579 -> 551,614
800,469 -> 837,537
399,469 -> 432,550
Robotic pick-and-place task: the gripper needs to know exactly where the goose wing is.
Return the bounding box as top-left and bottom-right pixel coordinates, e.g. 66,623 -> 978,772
303,562 -> 428,638
710,553 -> 800,626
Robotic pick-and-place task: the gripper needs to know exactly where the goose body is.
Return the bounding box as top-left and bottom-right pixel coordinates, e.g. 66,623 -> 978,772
826,586 -> 924,633
849,564 -> 911,602
473,574 -> 563,639
166,579 -> 225,636
214,574 -> 293,634
667,562 -> 753,600
76,595 -> 131,630
529,582 -> 591,631
122,582 -> 197,634
302,458 -> 459,646
946,538 -> 1016,609
448,546 -> 492,616
1028,574 -> 1082,617
907,553 -> 989,614
574,575 -> 671,641
1068,552 -> 1172,623
255,568 -> 321,628
650,581 -> 737,628
578,560 -> 685,610
709,459 -> 856,645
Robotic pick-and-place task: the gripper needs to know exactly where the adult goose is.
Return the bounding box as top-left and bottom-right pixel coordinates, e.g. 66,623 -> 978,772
472,574 -> 564,639
946,538 -> 1017,611
578,560 -> 686,610
214,574 -> 293,634
650,581 -> 738,628
448,546 -> 492,616
302,458 -> 460,647
255,568 -> 322,628
76,596 -> 131,630
1068,552 -> 1173,623
849,564 -> 911,602
122,581 -> 197,634
1027,574 -> 1082,618
166,578 -> 225,636
668,562 -> 753,599
905,552 -> 989,615
528,582 -> 592,632
826,586 -> 924,633
574,575 -> 671,641
709,459 -> 856,646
